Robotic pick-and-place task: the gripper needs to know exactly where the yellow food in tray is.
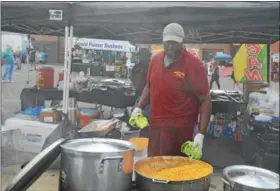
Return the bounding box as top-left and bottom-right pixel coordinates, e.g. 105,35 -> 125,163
128,137 -> 149,152
135,156 -> 213,181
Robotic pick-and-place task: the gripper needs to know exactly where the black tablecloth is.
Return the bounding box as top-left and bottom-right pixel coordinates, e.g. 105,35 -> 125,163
212,101 -> 243,115
20,88 -> 242,115
20,88 -> 137,110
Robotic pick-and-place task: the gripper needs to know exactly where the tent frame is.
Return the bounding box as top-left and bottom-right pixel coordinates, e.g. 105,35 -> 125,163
3,22 -> 278,44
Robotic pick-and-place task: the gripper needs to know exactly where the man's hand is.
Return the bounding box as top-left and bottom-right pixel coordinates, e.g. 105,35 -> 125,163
193,133 -> 204,153
131,107 -> 142,117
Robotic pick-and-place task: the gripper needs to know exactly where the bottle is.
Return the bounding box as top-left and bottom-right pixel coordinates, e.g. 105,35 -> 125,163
214,125 -> 222,137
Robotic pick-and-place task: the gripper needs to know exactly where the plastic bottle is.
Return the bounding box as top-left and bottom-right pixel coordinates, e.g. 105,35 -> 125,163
214,125 -> 222,137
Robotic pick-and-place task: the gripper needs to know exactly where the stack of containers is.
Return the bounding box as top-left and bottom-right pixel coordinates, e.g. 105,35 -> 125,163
242,91 -> 279,172
207,113 -> 236,139
255,133 -> 279,173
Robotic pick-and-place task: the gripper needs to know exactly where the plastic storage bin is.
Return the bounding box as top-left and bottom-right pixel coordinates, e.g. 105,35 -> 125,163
256,134 -> 279,152
254,133 -> 279,173
77,108 -> 99,127
255,150 -> 279,173
241,124 -> 258,164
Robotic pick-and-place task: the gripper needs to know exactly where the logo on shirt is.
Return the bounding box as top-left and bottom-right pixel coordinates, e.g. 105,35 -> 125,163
173,71 -> 185,79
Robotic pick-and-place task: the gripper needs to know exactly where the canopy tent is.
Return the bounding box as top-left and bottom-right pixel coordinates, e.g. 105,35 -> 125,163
272,53 -> 279,63
1,2 -> 279,113
1,2 -> 279,44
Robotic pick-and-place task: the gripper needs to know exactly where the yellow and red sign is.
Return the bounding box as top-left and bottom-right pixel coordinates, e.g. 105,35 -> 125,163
232,44 -> 268,82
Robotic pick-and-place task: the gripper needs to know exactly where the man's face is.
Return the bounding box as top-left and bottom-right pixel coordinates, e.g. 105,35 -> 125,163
163,41 -> 182,59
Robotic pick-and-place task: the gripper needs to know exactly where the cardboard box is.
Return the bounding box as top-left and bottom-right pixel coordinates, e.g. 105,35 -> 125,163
40,108 -> 61,123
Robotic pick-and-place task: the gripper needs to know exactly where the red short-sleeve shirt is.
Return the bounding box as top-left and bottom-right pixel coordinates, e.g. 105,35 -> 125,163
147,49 -> 209,128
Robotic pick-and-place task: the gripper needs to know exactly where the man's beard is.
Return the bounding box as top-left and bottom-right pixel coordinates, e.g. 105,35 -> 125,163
165,48 -> 182,60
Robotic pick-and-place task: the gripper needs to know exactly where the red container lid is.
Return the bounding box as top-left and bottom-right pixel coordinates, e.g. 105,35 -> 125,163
36,66 -> 54,71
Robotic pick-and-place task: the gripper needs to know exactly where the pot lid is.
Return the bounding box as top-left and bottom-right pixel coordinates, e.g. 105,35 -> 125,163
222,165 -> 279,190
61,138 -> 134,153
5,138 -> 65,191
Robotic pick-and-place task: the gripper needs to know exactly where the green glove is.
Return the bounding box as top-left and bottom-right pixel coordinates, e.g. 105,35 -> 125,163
181,141 -> 202,160
129,113 -> 149,129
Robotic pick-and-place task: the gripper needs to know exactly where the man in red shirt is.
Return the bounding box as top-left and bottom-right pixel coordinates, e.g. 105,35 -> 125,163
131,23 -> 212,157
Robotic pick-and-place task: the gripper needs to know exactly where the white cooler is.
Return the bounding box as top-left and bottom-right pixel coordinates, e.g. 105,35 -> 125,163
3,116 -> 58,153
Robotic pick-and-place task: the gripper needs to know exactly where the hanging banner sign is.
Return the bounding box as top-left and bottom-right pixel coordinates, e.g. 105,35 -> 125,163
49,10 -> 63,21
233,44 -> 268,82
75,38 -> 135,52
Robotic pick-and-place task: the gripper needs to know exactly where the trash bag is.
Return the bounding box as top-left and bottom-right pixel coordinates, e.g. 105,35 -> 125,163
23,106 -> 45,117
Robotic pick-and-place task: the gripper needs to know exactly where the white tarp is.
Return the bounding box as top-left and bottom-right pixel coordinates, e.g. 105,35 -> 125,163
1,32 -> 27,51
272,53 -> 279,63
74,38 -> 136,52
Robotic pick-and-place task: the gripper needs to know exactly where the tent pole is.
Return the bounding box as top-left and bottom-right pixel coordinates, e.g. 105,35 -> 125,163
65,25 -> 73,112
268,40 -> 271,84
26,35 -> 31,86
26,54 -> 30,85
63,2 -> 75,114
62,26 -> 69,114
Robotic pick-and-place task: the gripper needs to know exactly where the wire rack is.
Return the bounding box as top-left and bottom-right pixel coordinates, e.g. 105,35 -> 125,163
1,129 -> 35,167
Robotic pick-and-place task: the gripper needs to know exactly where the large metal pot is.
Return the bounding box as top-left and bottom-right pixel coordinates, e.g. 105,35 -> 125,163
60,138 -> 135,191
134,156 -> 212,191
222,165 -> 279,191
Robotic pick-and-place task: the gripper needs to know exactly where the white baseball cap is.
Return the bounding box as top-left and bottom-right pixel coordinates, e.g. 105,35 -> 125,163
163,23 -> 185,43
